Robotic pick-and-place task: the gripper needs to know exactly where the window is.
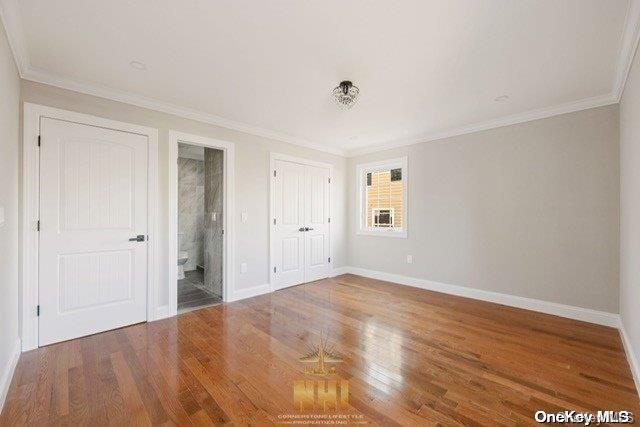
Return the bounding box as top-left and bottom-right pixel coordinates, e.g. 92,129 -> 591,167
356,157 -> 407,237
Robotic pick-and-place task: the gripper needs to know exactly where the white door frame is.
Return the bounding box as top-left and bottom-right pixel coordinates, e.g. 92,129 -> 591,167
21,103 -> 159,351
269,152 -> 332,291
168,131 -> 235,314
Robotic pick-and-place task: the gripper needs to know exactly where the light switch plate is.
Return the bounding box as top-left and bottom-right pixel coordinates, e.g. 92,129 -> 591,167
240,262 -> 247,273
406,255 -> 413,264
241,212 -> 248,223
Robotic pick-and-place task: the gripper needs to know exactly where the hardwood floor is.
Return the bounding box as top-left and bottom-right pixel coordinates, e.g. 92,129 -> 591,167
1,274 -> 638,425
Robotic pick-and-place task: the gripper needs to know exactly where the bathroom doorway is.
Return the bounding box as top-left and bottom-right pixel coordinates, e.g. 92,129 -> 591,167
176,142 -> 224,312
169,132 -> 235,315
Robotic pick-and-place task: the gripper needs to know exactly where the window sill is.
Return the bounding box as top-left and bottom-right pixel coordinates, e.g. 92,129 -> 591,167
356,229 -> 407,238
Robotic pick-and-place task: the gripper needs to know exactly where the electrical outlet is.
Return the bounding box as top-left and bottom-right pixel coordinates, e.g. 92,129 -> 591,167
240,262 -> 247,273
406,255 -> 413,264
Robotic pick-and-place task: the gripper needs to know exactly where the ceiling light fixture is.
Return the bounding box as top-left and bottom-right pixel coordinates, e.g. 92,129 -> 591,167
129,60 -> 147,71
333,80 -> 359,109
494,94 -> 509,102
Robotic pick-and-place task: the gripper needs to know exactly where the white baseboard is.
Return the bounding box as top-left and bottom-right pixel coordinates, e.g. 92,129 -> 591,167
340,266 -> 620,328
330,266 -> 350,277
229,284 -> 271,302
619,320 -> 640,397
0,337 -> 21,413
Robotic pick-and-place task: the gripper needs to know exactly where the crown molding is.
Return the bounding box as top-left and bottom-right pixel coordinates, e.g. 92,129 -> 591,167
0,1 -> 345,156
613,0 -> 640,101
20,67 -> 345,156
19,67 -> 618,161
3,0 -> 640,158
345,93 -> 618,157
347,0 -> 640,158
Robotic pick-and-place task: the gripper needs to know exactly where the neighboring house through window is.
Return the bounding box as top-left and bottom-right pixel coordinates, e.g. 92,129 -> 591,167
356,157 -> 407,237
372,207 -> 394,227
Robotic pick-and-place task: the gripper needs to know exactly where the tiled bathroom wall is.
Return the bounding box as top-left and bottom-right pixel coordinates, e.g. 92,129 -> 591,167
178,157 -> 204,271
204,148 -> 224,297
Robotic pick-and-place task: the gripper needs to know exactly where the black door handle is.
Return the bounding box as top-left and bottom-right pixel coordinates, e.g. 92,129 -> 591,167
299,227 -> 306,232
305,227 -> 314,231
129,235 -> 146,242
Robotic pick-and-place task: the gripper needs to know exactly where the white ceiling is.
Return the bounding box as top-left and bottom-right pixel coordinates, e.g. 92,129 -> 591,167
1,0 -> 638,155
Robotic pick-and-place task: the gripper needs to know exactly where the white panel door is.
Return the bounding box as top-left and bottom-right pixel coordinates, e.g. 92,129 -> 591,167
273,160 -> 306,289
39,118 -> 148,346
272,159 -> 331,289
304,165 -> 330,282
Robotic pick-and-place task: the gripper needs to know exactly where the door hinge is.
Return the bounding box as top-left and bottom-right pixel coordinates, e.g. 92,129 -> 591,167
273,218 -> 276,225
328,257 -> 331,263
273,170 -> 276,177
37,135 -> 41,147
328,177 -> 331,184
273,266 -> 277,273
222,229 -> 224,235
328,217 -> 330,223
36,305 -> 40,316
36,220 -> 40,231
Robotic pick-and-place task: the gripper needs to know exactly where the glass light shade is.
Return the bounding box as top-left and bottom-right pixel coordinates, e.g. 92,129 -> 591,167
333,81 -> 359,109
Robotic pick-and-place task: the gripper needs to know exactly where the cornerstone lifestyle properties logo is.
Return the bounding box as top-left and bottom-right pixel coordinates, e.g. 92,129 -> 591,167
277,333 -> 365,425
294,333 -> 348,411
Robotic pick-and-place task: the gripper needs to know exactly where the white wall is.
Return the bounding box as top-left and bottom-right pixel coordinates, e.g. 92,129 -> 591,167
0,20 -> 20,405
348,105 -> 620,313
21,80 -> 347,307
620,42 -> 640,387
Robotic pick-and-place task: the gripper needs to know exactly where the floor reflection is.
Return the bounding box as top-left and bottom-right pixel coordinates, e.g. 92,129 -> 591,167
361,321 -> 404,395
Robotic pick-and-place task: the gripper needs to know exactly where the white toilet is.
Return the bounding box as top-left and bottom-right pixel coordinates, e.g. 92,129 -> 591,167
177,232 -> 189,279
177,251 -> 189,279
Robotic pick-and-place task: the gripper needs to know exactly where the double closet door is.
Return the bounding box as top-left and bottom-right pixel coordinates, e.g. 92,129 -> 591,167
272,159 -> 331,290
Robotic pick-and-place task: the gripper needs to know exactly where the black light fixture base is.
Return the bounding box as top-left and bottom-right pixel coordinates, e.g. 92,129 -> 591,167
339,81 -> 353,95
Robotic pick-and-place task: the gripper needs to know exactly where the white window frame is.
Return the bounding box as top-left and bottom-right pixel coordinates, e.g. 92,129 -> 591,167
356,156 -> 408,238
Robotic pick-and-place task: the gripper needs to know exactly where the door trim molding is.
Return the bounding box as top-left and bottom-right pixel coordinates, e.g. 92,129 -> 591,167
168,131 -> 235,314
21,103 -> 159,351
269,152 -> 332,292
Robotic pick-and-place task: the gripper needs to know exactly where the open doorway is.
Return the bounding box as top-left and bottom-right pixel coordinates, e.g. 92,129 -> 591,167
169,131 -> 235,316
176,142 -> 224,312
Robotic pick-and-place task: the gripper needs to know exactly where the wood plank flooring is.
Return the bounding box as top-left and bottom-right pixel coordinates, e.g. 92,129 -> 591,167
1,274 -> 638,425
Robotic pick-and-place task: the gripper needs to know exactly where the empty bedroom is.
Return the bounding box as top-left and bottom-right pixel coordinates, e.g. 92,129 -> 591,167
0,0 -> 639,425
